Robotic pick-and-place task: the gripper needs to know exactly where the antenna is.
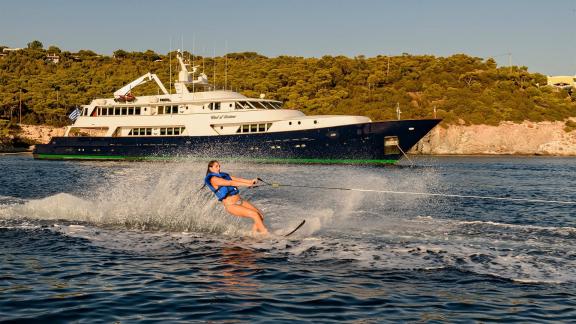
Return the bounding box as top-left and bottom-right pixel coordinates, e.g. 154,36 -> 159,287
225,40 -> 228,91
192,35 -> 195,94
169,37 -> 172,94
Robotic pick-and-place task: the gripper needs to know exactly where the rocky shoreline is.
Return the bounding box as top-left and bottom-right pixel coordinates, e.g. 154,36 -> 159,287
2,122 -> 576,156
410,119 -> 576,156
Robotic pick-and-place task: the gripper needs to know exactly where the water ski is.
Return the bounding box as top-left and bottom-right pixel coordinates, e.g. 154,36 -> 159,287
284,220 -> 306,237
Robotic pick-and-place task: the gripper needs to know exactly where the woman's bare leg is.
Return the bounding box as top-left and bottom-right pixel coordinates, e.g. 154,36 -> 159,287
241,200 -> 264,221
225,204 -> 268,234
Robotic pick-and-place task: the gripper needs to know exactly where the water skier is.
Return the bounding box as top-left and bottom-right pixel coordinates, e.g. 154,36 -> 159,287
203,160 -> 269,235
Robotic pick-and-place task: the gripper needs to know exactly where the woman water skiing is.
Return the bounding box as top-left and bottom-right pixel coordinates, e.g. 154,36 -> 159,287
204,160 -> 269,235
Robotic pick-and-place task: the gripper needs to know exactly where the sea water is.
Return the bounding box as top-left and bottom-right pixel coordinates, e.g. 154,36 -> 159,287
0,154 -> 575,322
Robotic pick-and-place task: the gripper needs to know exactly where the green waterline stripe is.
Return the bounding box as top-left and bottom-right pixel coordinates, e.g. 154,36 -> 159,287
34,154 -> 398,164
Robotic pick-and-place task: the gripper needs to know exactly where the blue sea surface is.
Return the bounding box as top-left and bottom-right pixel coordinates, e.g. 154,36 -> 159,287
1,154 -> 575,322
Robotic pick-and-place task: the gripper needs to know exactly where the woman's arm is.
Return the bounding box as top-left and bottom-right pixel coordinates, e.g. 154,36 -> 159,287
230,175 -> 257,185
210,176 -> 255,188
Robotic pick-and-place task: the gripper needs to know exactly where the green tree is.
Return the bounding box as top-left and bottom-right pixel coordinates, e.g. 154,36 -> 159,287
27,40 -> 43,50
47,45 -> 61,53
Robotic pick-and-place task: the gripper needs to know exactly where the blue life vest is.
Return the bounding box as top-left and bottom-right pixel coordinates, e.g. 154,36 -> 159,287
204,172 -> 240,201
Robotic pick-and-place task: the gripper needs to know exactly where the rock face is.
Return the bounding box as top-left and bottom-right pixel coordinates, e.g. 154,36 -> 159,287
411,120 -> 576,156
18,124 -> 66,145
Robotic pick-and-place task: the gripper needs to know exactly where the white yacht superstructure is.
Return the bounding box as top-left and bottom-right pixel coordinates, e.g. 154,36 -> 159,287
34,51 -> 440,164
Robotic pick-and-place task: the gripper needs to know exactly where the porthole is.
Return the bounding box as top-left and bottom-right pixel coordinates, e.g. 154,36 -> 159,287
298,121 -> 301,125
314,120 -> 318,124
289,122 -> 292,125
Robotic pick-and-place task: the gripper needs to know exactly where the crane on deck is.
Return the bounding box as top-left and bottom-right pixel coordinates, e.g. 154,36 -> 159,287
113,72 -> 169,102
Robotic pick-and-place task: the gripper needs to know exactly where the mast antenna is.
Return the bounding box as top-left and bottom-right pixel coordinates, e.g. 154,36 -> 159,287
225,40 -> 228,91
192,35 -> 195,94
169,38 -> 172,94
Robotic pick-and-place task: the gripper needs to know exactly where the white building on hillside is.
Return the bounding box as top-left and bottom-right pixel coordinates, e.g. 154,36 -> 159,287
547,75 -> 576,89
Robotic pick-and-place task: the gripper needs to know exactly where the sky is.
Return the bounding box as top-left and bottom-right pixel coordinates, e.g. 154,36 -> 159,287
1,0 -> 575,75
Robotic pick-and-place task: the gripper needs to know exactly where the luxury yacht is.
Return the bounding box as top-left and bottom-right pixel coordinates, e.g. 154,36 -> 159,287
33,51 -> 440,164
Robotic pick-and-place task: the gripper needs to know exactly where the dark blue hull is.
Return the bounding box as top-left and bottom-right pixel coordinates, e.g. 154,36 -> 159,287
33,119 -> 441,164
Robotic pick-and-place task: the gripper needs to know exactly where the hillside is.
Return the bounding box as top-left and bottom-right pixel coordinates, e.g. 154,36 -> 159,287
2,42 -> 576,125
1,42 -> 576,151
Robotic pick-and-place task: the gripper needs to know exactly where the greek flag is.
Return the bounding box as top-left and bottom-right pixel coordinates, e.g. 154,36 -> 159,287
68,108 -> 81,121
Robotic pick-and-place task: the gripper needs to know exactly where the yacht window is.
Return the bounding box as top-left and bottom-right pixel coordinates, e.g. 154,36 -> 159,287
239,101 -> 254,109
250,124 -> 257,132
267,123 -> 272,130
128,107 -> 134,115
101,108 -> 107,116
244,102 -> 255,109
121,107 -> 127,115
242,125 -> 249,133
128,129 -> 133,135
258,124 -> 265,132
146,128 -> 152,136
174,127 -> 181,135
236,127 -> 241,133
158,106 -> 164,114
160,128 -> 166,135
135,107 -> 141,115
213,103 -> 221,111
235,102 -> 244,110
252,101 -> 267,109
167,128 -> 173,135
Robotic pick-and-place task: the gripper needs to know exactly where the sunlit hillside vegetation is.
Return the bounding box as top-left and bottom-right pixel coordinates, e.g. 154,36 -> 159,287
1,41 -> 575,129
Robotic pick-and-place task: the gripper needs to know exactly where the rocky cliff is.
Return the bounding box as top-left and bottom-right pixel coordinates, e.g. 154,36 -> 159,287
411,119 -> 576,155
18,125 -> 66,145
